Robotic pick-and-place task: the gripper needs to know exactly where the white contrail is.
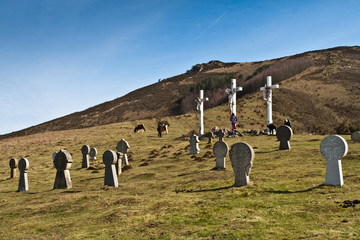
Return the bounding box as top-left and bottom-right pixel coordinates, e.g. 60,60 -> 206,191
195,11 -> 228,41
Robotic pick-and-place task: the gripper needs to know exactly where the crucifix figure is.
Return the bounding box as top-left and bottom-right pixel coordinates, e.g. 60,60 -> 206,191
225,79 -> 243,114
195,90 -> 209,135
259,76 -> 279,128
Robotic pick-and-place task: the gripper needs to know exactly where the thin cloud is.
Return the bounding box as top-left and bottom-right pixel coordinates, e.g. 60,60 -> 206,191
195,11 -> 228,41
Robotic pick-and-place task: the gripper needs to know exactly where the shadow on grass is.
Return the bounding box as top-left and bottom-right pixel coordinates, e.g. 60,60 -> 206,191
192,185 -> 234,193
264,184 -> 325,194
255,149 -> 280,154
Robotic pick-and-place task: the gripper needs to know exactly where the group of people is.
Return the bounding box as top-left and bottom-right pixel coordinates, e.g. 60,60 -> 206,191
229,111 -> 292,134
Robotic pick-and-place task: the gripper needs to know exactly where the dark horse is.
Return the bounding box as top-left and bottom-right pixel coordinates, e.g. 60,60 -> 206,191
157,121 -> 170,137
134,123 -> 146,133
267,123 -> 277,135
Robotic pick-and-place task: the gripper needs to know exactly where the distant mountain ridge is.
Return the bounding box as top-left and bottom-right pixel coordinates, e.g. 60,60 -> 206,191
1,46 -> 359,139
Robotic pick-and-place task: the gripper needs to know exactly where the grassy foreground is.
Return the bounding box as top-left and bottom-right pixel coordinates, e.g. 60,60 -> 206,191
0,108 -> 360,239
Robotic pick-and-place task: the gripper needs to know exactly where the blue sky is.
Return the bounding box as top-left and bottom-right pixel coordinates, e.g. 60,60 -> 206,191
0,0 -> 359,134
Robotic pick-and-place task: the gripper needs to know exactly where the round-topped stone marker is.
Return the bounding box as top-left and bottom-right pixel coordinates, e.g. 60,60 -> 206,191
89,147 -> 98,160
18,158 -> 29,192
213,140 -> 229,169
229,142 -> 254,187
53,150 -> 73,189
276,125 -> 293,150
103,150 -> 119,187
81,145 -> 90,168
320,135 -> 348,186
9,158 -> 18,178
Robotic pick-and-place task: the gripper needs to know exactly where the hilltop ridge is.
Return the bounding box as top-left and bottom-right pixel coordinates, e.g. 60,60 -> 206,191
1,46 -> 359,139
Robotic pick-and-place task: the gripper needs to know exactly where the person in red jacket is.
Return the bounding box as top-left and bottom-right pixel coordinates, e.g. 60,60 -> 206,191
230,113 -> 238,132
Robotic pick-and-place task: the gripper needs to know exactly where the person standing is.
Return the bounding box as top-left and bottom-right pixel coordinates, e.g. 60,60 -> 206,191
230,113 -> 238,132
284,119 -> 292,128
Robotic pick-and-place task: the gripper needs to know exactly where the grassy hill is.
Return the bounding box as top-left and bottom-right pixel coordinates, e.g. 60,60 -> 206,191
0,109 -> 359,239
1,46 -> 359,140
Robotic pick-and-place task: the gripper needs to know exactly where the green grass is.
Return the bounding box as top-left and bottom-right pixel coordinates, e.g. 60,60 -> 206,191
0,108 -> 360,239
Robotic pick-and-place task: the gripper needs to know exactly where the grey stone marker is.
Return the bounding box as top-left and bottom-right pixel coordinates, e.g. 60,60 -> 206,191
103,150 -> 119,187
189,134 -> 200,154
115,152 -> 123,176
229,142 -> 254,187
53,150 -> 73,189
116,139 -> 130,166
18,158 -> 29,192
320,135 -> 348,186
276,125 -> 293,150
81,145 -> 90,168
89,147 -> 97,160
213,138 -> 229,169
351,131 -> 360,142
9,158 -> 18,179
52,152 -> 57,168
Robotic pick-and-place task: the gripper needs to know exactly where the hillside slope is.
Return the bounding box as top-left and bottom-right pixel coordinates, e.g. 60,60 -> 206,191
1,46 -> 359,139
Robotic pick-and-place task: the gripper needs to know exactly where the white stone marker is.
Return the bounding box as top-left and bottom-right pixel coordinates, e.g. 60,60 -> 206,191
52,152 -> 57,168
18,158 -> 29,192
351,131 -> 360,142
116,139 -> 130,166
81,145 -> 90,168
89,147 -> 98,160
189,134 -> 200,155
320,135 -> 348,186
196,90 -> 209,135
225,79 -> 243,114
259,76 -> 279,127
213,132 -> 229,169
229,142 -> 254,187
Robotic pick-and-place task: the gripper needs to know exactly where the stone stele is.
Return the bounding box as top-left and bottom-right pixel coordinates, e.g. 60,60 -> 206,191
89,147 -> 98,160
18,158 -> 29,192
103,150 -> 119,187
115,152 -> 124,176
81,145 -> 90,168
9,158 -> 18,179
351,131 -> 360,142
116,139 -> 130,166
276,125 -> 293,150
52,152 -> 57,168
189,134 -> 200,154
213,140 -> 229,169
320,135 -> 348,186
53,150 -> 73,189
229,142 -> 254,187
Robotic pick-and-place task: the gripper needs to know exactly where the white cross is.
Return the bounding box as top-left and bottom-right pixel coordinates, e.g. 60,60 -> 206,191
196,90 -> 209,135
259,76 -> 279,126
225,79 -> 243,114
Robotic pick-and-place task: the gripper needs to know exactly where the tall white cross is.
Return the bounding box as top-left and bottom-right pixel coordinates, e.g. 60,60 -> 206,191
225,79 -> 243,114
259,76 -> 279,127
196,90 -> 209,135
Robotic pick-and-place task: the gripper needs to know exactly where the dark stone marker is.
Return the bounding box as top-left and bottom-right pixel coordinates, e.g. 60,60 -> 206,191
103,150 -> 119,187
18,158 -> 29,192
276,125 -> 293,150
81,145 -> 90,168
9,158 -> 18,179
53,150 -> 73,189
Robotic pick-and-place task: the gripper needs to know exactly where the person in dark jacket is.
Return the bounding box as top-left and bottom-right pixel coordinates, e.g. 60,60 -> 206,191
284,119 -> 292,128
